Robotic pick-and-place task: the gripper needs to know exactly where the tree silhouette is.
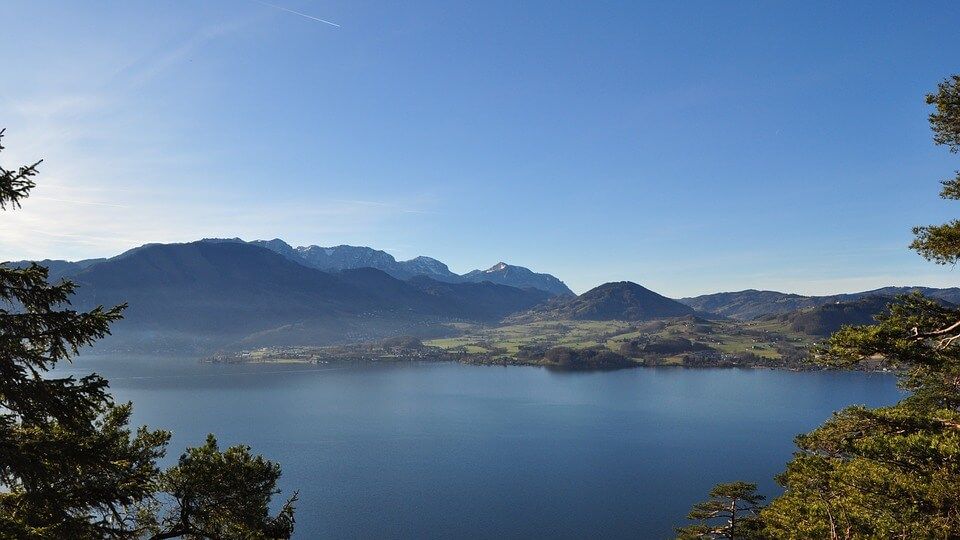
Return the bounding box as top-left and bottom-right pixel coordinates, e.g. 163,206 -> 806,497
0,130 -> 296,539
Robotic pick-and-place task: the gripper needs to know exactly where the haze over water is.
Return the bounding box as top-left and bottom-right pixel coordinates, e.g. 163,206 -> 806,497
60,356 -> 901,539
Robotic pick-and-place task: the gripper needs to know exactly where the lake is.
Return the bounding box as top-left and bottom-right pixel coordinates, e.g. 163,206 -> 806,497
58,356 -> 902,539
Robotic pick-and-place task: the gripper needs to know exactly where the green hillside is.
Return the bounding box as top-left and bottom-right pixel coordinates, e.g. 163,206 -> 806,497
425,315 -> 817,368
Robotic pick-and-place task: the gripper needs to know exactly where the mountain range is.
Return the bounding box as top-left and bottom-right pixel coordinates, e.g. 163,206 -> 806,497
50,241 -> 552,350
7,238 -> 959,351
242,238 -> 574,296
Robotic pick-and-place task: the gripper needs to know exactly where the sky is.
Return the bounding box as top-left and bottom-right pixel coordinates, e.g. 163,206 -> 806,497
1,1 -> 959,297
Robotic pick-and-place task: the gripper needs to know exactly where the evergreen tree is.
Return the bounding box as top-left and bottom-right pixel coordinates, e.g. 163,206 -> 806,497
144,436 -> 295,539
912,74 -> 960,264
0,129 -> 295,539
760,76 -> 960,538
676,482 -> 765,540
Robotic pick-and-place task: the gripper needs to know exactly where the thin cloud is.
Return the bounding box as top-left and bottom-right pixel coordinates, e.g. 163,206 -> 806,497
331,198 -> 393,207
23,228 -> 139,244
330,198 -> 438,215
32,196 -> 129,208
120,20 -> 249,90
252,0 -> 341,27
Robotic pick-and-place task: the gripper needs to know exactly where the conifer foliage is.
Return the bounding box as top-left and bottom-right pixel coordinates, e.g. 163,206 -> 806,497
676,482 -> 765,539
0,130 -> 296,539
678,74 -> 960,539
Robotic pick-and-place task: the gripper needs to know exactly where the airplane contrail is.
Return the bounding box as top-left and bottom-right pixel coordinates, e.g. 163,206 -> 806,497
253,0 -> 341,28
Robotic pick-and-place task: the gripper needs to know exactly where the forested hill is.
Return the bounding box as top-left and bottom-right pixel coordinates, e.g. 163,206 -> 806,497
679,287 -> 960,320
757,296 -> 896,337
507,281 -> 697,323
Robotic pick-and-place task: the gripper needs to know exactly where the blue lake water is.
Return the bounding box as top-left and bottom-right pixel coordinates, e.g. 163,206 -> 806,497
58,356 -> 902,539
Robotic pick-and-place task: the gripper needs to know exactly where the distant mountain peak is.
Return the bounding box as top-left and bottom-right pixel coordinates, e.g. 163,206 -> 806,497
399,256 -> 455,280
464,262 -> 573,296
486,262 -> 509,273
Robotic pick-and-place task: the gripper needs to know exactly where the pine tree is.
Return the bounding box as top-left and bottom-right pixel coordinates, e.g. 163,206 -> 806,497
0,129 -> 296,539
760,76 -> 960,538
676,482 -> 765,540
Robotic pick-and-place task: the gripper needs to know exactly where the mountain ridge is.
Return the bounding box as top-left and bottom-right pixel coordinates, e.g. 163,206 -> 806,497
246,238 -> 574,295
679,286 -> 960,320
7,242 -> 960,338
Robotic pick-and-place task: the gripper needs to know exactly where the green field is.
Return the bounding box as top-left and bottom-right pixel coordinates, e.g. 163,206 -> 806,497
425,317 -> 816,362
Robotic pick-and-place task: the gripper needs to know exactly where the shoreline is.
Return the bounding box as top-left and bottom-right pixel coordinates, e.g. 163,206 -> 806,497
202,346 -> 889,373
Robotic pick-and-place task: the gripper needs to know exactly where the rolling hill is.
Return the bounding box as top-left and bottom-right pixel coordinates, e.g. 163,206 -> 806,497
507,281 -> 696,323
677,290 -> 819,319
758,296 -> 894,336
679,286 -> 960,320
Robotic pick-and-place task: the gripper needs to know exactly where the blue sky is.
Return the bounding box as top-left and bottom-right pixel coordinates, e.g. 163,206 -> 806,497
1,1 -> 959,296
